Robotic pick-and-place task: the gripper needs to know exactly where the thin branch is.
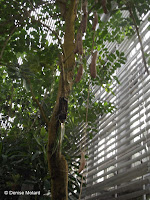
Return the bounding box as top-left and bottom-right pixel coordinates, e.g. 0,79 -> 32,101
88,1 -> 99,15
0,19 -> 14,27
27,79 -> 49,125
128,6 -> 149,75
78,82 -> 90,200
30,14 -> 66,56
27,0 -> 61,21
79,174 -> 84,200
28,89 -> 49,131
8,86 -> 14,119
0,7 -> 31,61
0,26 -> 17,60
14,2 -> 65,57
6,85 -> 14,131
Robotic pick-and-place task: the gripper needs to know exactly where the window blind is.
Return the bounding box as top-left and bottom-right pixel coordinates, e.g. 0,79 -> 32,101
79,12 -> 150,200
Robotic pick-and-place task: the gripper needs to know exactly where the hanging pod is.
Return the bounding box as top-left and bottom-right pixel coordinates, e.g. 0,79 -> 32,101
101,0 -> 108,14
81,12 -> 88,33
90,51 -> 98,78
78,151 -> 86,173
92,11 -> 98,31
74,42 -> 78,54
74,32 -> 83,55
78,40 -> 83,55
75,64 -> 83,83
82,0 -> 88,14
76,32 -> 82,41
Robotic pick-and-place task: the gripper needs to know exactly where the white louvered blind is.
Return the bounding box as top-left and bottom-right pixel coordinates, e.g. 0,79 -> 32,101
80,12 -> 150,200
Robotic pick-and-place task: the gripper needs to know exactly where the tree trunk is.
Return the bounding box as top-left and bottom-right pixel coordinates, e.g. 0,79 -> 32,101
49,153 -> 68,200
47,118 -> 68,200
47,1 -> 77,199
48,140 -> 68,199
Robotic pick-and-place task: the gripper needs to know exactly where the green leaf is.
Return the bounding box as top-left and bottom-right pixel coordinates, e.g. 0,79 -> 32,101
31,151 -> 40,161
40,127 -> 46,137
116,50 -> 120,57
120,52 -> 125,56
104,101 -> 108,106
115,62 -> 121,68
108,55 -> 114,62
119,59 -> 126,64
113,76 -> 120,84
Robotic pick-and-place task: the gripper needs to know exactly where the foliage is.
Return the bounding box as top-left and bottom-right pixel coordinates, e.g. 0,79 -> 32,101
0,67 -> 49,199
0,0 -> 149,199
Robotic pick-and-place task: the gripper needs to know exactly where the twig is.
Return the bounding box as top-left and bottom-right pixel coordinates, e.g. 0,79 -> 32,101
79,81 -> 90,200
79,174 -> 84,200
6,85 -> 14,131
128,6 -> 149,75
8,86 -> 14,119
27,79 -> 49,125
0,5 -> 31,61
15,2 -> 66,58
0,26 -> 17,60
0,19 -> 14,27
88,1 -> 99,15
28,89 -> 49,130
31,14 -> 66,57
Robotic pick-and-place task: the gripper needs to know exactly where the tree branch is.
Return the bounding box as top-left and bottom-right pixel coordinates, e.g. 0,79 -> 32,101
27,79 -> 49,125
28,89 -> 49,131
8,85 -> 14,119
30,15 -> 66,57
0,26 -> 17,60
128,5 -> 149,75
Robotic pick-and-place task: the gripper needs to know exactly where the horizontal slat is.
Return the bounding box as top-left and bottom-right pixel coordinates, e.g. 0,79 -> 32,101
74,98 -> 150,158
87,146 -> 150,185
83,162 -> 149,196
85,190 -> 150,200
87,111 -> 150,161
87,137 -> 150,180
85,179 -> 150,200
71,71 -> 150,156
78,12 -> 150,200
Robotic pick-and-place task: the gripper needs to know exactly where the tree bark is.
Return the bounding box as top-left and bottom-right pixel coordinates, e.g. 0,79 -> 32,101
48,153 -> 68,200
47,1 -> 77,199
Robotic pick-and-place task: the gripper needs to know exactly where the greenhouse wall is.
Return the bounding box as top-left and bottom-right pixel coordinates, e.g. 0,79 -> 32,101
80,12 -> 150,200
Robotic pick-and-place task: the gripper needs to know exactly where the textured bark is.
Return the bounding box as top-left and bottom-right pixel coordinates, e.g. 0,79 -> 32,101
47,102 -> 68,200
48,121 -> 68,200
47,1 -> 77,199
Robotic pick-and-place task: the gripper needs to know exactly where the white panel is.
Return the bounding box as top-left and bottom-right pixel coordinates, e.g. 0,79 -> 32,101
80,11 -> 150,200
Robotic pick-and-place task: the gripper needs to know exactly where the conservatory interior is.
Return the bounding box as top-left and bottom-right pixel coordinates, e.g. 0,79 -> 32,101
0,1 -> 150,200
